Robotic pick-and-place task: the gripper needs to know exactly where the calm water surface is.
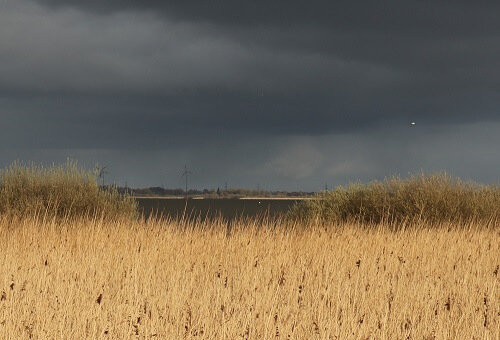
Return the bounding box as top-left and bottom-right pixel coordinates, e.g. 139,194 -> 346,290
136,198 -> 300,220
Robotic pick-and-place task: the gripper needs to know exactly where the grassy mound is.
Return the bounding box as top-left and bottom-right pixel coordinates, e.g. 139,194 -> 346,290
0,161 -> 138,220
290,172 -> 499,225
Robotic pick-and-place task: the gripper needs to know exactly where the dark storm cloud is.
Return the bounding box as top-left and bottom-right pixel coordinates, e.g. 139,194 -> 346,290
8,0 -> 500,131
1,0 -> 499,189
33,1 -> 500,32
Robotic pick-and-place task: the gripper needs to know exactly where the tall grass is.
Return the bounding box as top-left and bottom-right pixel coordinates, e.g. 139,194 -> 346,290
0,161 -> 138,220
290,172 -> 500,225
0,215 -> 497,338
0,165 -> 497,338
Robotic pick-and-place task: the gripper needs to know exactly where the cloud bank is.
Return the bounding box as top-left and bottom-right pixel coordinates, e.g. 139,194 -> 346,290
0,0 -> 498,190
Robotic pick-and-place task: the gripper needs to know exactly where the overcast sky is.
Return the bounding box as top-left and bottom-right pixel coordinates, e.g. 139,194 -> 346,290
1,0 -> 499,191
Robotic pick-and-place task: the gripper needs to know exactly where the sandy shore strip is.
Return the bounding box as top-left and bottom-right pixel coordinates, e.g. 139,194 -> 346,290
134,196 -> 312,200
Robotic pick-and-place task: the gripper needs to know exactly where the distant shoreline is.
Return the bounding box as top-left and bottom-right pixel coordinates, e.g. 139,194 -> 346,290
238,197 -> 311,200
133,196 -> 311,200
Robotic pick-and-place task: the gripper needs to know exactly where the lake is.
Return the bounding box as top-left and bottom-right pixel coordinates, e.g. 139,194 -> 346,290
136,198 -> 302,220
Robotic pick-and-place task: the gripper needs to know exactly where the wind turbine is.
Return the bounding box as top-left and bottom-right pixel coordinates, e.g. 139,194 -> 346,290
97,166 -> 109,188
181,165 -> 192,200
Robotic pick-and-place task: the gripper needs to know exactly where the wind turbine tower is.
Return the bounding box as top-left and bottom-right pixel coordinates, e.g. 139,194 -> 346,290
97,166 -> 109,188
182,165 -> 192,200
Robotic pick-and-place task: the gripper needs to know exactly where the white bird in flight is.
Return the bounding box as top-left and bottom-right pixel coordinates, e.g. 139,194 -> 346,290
410,122 -> 416,126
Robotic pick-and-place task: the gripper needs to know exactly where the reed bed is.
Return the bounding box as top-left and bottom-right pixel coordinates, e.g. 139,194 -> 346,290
0,161 -> 138,220
0,214 -> 497,339
0,164 -> 498,338
290,172 -> 500,225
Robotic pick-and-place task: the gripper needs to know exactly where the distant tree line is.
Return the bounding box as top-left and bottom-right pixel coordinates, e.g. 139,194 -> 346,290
116,186 -> 314,198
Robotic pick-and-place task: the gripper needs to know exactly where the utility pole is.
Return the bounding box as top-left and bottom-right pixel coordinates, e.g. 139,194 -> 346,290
182,165 -> 192,200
